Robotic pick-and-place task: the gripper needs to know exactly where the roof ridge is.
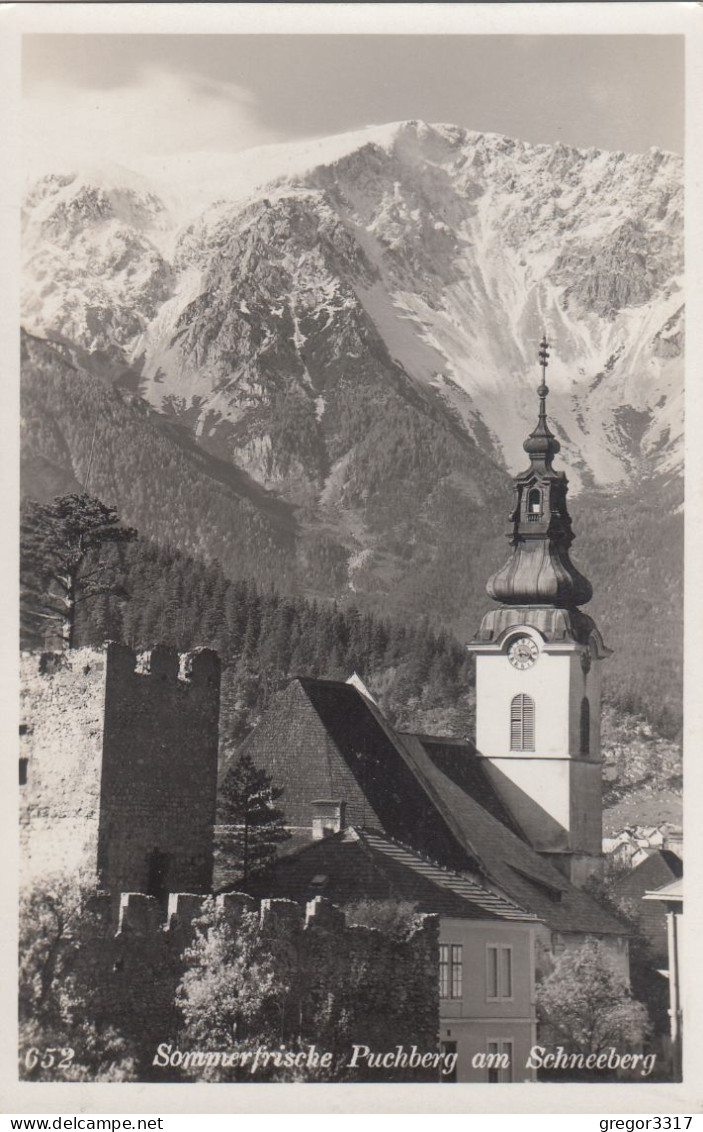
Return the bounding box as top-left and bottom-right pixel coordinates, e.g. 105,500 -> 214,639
400,731 -> 474,747
294,675 -> 359,691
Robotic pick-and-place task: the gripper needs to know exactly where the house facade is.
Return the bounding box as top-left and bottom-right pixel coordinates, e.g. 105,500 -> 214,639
438,917 -> 536,1083
643,876 -> 683,1078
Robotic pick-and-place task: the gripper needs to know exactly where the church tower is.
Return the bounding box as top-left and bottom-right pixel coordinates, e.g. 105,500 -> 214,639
467,338 -> 610,887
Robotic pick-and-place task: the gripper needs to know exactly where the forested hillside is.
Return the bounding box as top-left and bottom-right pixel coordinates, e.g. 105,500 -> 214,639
20,507 -> 681,811
20,524 -> 476,751
576,480 -> 683,738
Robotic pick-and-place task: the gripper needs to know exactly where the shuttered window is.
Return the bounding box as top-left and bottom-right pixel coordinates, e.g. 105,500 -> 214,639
510,694 -> 535,751
486,945 -> 514,1000
580,697 -> 590,756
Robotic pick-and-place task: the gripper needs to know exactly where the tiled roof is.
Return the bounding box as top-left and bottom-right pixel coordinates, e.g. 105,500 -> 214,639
294,678 -> 479,872
397,731 -> 626,936
402,734 -> 527,838
356,830 -> 538,922
643,877 -> 683,902
613,849 -> 683,899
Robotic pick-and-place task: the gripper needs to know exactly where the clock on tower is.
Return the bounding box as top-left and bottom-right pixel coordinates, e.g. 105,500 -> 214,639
467,337 -> 611,888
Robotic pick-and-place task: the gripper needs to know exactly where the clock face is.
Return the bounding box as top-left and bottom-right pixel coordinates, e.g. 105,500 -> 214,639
507,636 -> 539,670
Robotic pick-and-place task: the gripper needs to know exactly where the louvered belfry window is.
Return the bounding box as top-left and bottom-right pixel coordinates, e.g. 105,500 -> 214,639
580,697 -> 590,756
510,694 -> 535,751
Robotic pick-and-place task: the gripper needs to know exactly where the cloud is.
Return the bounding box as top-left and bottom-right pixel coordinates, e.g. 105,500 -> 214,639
23,66 -> 276,177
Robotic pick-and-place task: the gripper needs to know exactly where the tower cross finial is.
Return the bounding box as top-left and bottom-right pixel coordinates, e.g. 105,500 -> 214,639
538,334 -> 550,422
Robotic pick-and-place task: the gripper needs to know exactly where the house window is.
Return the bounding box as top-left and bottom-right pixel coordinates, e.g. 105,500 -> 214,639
510,694 -> 535,751
486,944 -> 513,1000
580,697 -> 590,756
19,758 -> 28,786
439,943 -> 463,999
527,488 -> 542,521
487,1039 -> 514,1083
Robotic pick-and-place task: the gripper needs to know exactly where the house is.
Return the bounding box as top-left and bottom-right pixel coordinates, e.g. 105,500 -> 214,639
243,822 -> 541,1083
643,876 -> 683,1078
604,828 -> 683,873
612,849 -> 683,961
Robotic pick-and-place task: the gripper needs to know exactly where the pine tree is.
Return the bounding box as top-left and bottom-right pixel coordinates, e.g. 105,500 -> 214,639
218,753 -> 291,889
21,493 -> 137,649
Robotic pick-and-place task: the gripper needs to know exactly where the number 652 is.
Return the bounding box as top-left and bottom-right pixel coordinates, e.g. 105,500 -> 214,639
23,1047 -> 75,1070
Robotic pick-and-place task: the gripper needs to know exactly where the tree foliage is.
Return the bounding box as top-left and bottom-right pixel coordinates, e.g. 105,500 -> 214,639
582,872 -> 672,1038
19,876 -> 136,1081
176,900 -> 292,1058
20,493 -> 136,649
20,522 -> 475,743
175,897 -> 438,1082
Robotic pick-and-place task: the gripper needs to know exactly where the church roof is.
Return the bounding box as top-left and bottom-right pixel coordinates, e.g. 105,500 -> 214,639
229,676 -> 627,938
241,825 -> 539,923
484,338 -> 594,610
396,731 -> 625,936
401,734 -> 527,838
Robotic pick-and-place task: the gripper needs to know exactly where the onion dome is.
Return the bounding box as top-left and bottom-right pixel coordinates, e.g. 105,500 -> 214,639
486,337 -> 593,609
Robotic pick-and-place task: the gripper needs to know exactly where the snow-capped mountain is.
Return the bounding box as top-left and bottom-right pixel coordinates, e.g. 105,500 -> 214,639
22,121 -> 683,495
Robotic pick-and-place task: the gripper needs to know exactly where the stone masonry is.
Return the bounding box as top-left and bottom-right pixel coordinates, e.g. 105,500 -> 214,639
20,643 -> 221,904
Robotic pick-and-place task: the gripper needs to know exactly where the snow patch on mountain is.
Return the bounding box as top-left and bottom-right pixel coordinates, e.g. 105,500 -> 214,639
22,120 -> 683,494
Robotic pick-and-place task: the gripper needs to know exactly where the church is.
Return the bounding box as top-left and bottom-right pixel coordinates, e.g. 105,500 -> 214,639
224,339 -> 629,1079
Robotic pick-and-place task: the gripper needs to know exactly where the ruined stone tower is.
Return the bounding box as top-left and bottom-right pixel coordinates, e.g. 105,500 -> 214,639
19,642 -> 221,903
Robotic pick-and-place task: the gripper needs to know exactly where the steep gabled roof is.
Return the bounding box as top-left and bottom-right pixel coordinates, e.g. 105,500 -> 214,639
613,849 -> 683,900
403,734 -> 527,838
396,733 -> 626,936
285,677 -> 480,872
242,825 -> 539,923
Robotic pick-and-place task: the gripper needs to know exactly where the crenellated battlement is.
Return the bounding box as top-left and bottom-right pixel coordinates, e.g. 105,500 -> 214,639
115,891 -> 421,942
46,889 -> 440,1079
107,642 -> 221,688
23,643 -> 221,688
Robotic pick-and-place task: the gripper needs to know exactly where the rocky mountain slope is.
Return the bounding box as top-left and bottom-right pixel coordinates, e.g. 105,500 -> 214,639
22,121 -> 683,496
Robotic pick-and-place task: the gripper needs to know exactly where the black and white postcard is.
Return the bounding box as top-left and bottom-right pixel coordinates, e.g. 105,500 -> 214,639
2,1 -> 702,1116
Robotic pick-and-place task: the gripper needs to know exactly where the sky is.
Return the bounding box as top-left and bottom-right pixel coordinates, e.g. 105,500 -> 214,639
22,34 -> 684,177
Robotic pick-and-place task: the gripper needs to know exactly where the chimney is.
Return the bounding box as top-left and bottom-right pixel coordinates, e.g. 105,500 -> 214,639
311,799 -> 345,841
